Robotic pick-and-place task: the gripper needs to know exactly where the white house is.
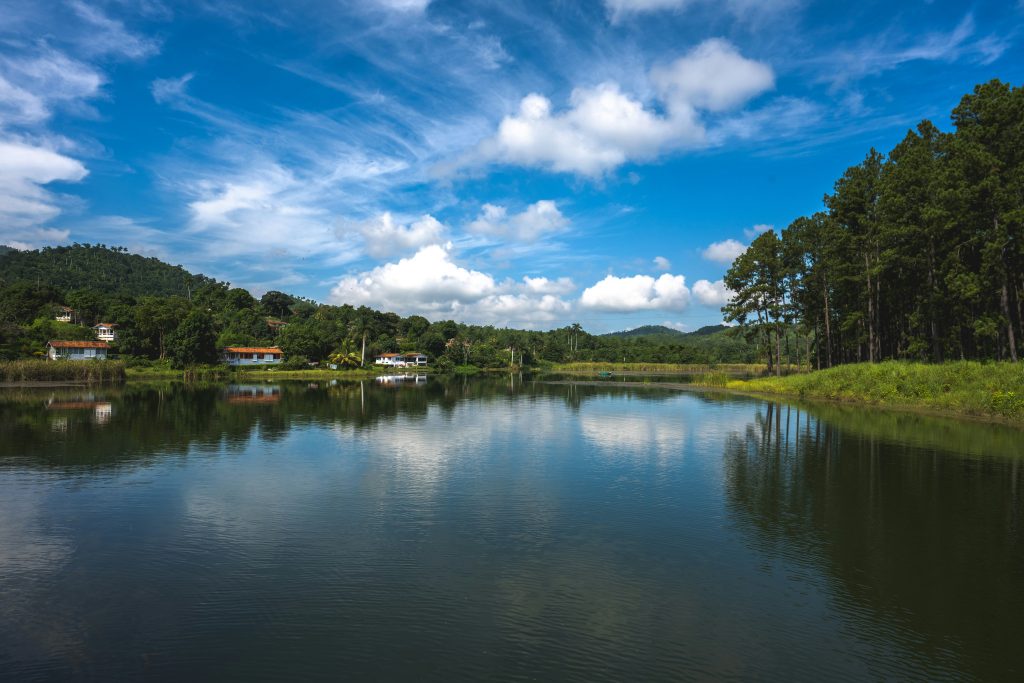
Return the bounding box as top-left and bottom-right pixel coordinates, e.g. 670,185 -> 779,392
93,323 -> 118,342
374,352 -> 429,367
47,340 -> 110,360
222,346 -> 284,366
55,306 -> 75,323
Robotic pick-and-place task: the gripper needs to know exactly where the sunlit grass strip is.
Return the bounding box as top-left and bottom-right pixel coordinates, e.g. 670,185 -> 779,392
727,361 -> 1024,423
0,359 -> 127,383
550,362 -> 768,374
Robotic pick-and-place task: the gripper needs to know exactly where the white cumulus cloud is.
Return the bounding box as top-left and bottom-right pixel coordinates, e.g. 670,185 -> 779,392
354,212 -> 446,259
460,39 -> 776,176
469,84 -> 689,176
580,273 -> 691,312
522,275 -> 576,295
329,244 -> 573,325
467,200 -> 569,242
331,244 -> 496,312
692,278 -> 732,306
702,238 -> 746,264
651,38 -> 775,113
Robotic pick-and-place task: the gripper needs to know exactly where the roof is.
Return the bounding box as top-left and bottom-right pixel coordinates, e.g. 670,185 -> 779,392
92,323 -> 118,328
47,340 -> 110,349
223,346 -> 283,354
266,319 -> 288,326
377,352 -> 403,357
404,352 -> 426,356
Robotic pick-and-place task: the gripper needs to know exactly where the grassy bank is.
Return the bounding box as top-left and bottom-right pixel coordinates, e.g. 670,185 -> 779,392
727,361 -> 1024,423
1,359 -> 126,384
549,361 -> 770,375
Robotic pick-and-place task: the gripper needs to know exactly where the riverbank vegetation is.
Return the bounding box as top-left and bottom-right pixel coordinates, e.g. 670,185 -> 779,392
0,246 -> 757,370
0,359 -> 126,384
728,361 -> 1024,423
549,361 -> 769,375
724,80 -> 1023,373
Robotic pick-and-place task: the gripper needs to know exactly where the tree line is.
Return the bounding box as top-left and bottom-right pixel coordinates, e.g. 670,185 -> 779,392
0,245 -> 756,368
724,80 -> 1023,373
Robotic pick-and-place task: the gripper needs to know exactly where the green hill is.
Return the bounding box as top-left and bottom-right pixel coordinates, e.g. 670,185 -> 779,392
603,325 -> 686,338
0,244 -> 219,297
603,324 -> 729,339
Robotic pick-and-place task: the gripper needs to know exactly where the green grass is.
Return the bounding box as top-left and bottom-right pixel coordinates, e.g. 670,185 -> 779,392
727,361 -> 1024,423
1,359 -> 126,383
550,361 -> 769,374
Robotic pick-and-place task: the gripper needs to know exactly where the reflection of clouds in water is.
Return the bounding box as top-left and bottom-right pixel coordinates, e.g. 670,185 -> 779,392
691,401 -> 767,449
352,396 -> 568,487
580,412 -> 686,460
0,484 -> 81,663
0,486 -> 72,575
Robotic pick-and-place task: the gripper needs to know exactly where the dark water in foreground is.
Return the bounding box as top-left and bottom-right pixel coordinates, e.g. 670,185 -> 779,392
1,378 -> 1022,681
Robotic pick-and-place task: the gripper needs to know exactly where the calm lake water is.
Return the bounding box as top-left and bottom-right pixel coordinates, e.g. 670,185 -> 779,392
1,377 -> 1022,681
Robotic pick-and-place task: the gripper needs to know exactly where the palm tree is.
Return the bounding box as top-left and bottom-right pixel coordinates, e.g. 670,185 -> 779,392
570,323 -> 583,353
348,316 -> 371,367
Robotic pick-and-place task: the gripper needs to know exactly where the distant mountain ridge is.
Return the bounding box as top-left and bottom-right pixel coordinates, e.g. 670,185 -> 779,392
603,324 -> 729,339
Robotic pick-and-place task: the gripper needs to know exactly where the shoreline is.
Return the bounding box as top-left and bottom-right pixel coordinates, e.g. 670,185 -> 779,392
543,377 -> 1024,429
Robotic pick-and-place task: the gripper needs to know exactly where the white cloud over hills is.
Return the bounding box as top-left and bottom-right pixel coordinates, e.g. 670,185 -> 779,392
329,244 -> 572,325
580,273 -> 691,312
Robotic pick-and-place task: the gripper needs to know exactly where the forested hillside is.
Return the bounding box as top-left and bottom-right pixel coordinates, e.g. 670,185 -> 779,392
604,325 -> 686,338
0,244 -> 217,297
725,79 -> 1023,373
0,244 -> 755,366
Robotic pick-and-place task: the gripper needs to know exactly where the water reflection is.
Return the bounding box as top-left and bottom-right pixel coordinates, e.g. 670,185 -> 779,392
0,379 -> 1022,680
722,401 -> 1024,679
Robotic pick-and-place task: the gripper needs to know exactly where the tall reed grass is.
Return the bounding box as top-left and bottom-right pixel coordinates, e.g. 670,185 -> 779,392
728,361 -> 1024,423
0,359 -> 127,383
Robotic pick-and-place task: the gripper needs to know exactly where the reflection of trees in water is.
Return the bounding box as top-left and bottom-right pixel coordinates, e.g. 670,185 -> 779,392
722,401 -> 1024,680
0,378 -> 681,471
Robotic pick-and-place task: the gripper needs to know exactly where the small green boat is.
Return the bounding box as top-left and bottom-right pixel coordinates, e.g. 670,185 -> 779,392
597,371 -> 613,378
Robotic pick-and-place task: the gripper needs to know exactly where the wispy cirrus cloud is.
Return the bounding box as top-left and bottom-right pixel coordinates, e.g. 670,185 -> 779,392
0,0 -> 159,248
814,14 -> 1009,90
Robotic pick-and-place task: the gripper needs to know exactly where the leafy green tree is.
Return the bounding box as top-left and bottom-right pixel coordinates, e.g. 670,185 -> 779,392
260,291 -> 294,319
166,310 -> 219,368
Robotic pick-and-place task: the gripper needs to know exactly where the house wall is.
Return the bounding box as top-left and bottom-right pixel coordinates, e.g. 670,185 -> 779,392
223,354 -> 282,366
48,347 -> 108,361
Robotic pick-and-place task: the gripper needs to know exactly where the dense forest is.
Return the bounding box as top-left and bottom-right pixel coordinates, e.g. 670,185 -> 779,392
725,79 -> 1023,373
0,244 -> 754,368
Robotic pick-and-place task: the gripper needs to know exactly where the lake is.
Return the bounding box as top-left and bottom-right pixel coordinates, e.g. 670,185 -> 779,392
1,377 -> 1022,681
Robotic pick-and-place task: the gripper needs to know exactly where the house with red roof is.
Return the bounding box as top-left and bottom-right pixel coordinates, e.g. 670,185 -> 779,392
222,346 -> 284,366
47,340 -> 110,361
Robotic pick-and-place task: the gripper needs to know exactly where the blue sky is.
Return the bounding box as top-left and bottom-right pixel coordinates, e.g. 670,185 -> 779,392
1,0 -> 1022,332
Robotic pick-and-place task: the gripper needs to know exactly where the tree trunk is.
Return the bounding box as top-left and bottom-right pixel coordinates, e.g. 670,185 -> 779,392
822,277 -> 833,368
864,251 -> 875,363
928,242 -> 942,362
360,331 -> 366,367
1001,280 -> 1018,362
774,324 -> 782,377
